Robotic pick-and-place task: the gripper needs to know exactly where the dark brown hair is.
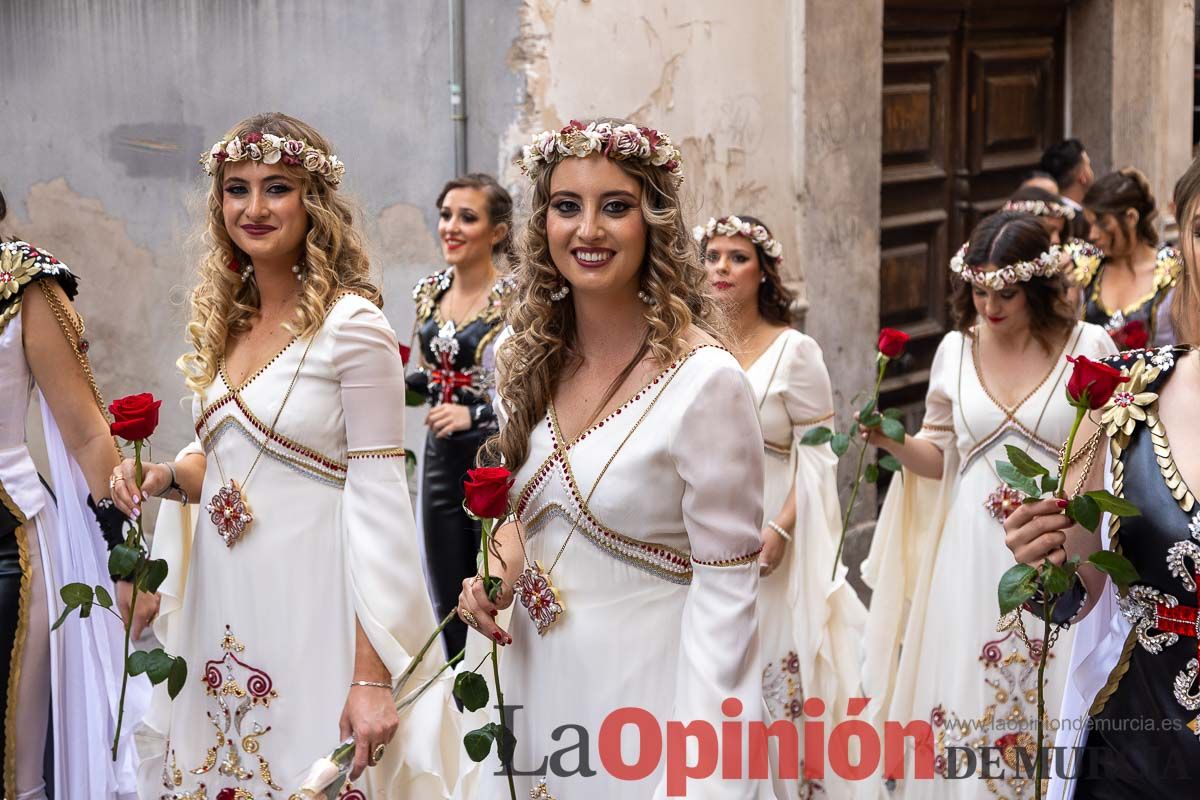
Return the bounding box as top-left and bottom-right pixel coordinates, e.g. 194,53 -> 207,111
699,214 -> 795,325
1084,167 -> 1159,247
1039,139 -> 1086,189
1170,156 -> 1200,343
436,173 -> 514,265
951,211 -> 1075,353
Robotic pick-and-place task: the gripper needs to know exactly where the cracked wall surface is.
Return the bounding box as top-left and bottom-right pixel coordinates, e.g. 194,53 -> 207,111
0,0 -> 522,468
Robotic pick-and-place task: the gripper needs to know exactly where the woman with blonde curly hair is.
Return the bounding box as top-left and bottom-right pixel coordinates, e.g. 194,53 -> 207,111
110,112 -> 458,798
455,120 -> 773,799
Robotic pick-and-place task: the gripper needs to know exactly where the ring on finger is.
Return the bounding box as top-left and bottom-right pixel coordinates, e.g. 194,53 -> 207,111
369,742 -> 386,767
459,607 -> 479,628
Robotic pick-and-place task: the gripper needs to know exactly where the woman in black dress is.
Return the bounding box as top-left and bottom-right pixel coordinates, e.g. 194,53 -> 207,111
408,173 -> 514,657
1004,156 -> 1200,796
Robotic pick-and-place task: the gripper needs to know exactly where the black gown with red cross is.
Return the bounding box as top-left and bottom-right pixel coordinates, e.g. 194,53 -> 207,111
1075,345 -> 1200,796
405,268 -> 513,658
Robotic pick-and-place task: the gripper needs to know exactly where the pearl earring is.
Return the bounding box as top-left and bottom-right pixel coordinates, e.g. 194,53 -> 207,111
638,289 -> 657,306
292,261 -> 307,282
549,281 -> 570,301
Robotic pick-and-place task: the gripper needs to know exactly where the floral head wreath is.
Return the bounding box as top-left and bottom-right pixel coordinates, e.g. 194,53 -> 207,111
200,131 -> 345,187
515,120 -> 684,186
692,216 -> 783,260
1001,199 -> 1076,220
949,237 -> 1101,291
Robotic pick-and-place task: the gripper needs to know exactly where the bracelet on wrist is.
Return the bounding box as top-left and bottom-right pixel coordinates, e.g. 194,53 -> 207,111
766,521 -> 792,542
350,680 -> 392,690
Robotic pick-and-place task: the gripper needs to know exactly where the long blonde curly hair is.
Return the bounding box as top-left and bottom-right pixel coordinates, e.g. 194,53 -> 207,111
482,119 -> 725,471
179,112 -> 381,393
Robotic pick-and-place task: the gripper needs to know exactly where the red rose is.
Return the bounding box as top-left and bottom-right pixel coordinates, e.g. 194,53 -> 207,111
877,328 -> 910,359
242,132 -> 263,144
399,343 -> 411,366
1111,320 -> 1149,351
1065,355 -> 1128,410
463,466 -> 514,519
108,393 -> 162,441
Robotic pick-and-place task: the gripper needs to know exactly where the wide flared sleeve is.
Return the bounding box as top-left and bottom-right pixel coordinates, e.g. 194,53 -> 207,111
330,297 -> 460,795
780,335 -> 867,732
662,349 -> 770,799
860,333 -> 960,750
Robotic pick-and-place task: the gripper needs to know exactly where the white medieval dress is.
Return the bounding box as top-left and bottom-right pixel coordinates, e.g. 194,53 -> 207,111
0,240 -> 146,798
135,293 -> 460,799
459,341 -> 776,799
750,329 -> 867,799
859,321 -> 1115,800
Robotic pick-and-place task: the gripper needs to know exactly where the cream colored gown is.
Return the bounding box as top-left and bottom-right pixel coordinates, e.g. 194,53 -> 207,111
465,342 -> 775,799
136,294 -> 459,799
861,321 -> 1115,800
749,329 -> 867,799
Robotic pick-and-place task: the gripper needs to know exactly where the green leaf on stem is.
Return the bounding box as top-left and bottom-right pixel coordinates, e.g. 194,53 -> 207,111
879,454 -> 902,472
138,558 -> 170,594
800,426 -> 833,446
79,601 -> 92,619
1042,562 -> 1073,594
1067,495 -> 1102,532
1087,550 -> 1140,586
463,726 -> 495,762
830,433 -> 851,458
860,412 -> 883,428
998,563 -> 1039,615
144,649 -> 175,684
1005,445 -> 1050,478
1084,491 -> 1141,518
997,462 -> 1041,498
50,606 -> 75,632
127,650 -> 149,676
859,397 -> 877,419
93,585 -> 113,609
1040,474 -> 1059,496
167,657 -> 188,699
883,408 -> 904,420
880,417 -> 906,444
485,721 -> 517,763
454,671 -> 490,712
108,545 -> 140,579
865,463 -> 879,483
60,583 -> 94,608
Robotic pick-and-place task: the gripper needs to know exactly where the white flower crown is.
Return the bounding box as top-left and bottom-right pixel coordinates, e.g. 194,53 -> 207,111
692,216 -> 783,260
200,132 -> 345,187
515,120 -> 684,186
950,238 -> 1101,290
1001,199 -> 1076,220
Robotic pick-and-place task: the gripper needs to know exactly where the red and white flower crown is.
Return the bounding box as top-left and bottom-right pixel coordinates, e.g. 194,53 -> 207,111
200,132 -> 345,187
1001,199 -> 1076,220
516,120 -> 684,186
693,216 -> 783,260
950,238 -> 1101,291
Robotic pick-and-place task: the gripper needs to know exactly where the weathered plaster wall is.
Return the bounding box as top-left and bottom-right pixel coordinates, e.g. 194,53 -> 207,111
0,0 -> 522,465
1069,0 -> 1194,224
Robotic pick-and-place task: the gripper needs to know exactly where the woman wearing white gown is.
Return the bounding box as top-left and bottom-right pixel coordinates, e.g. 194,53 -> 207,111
111,113 -> 458,799
698,214 -> 866,798
859,211 -> 1116,799
455,120 -> 773,799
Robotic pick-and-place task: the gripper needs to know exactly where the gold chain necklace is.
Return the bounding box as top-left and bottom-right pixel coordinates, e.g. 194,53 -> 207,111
200,326 -> 319,547
511,352 -> 693,635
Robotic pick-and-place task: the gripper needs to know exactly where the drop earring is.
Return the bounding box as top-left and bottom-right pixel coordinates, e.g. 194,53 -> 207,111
549,280 -> 570,301
637,289 -> 657,305
292,259 -> 307,282
228,258 -> 254,283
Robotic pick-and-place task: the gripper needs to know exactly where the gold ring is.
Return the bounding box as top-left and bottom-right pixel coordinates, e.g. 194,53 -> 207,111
369,742 -> 386,766
459,607 -> 479,628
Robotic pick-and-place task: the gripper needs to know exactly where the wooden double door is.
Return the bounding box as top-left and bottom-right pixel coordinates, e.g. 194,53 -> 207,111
879,0 -> 1068,419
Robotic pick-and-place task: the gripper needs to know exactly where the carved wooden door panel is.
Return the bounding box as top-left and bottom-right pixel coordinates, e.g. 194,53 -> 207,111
879,1 -> 1066,428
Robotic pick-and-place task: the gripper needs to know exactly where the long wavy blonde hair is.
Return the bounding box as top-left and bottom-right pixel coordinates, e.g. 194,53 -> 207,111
482,119 -> 725,471
179,112 -> 381,393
